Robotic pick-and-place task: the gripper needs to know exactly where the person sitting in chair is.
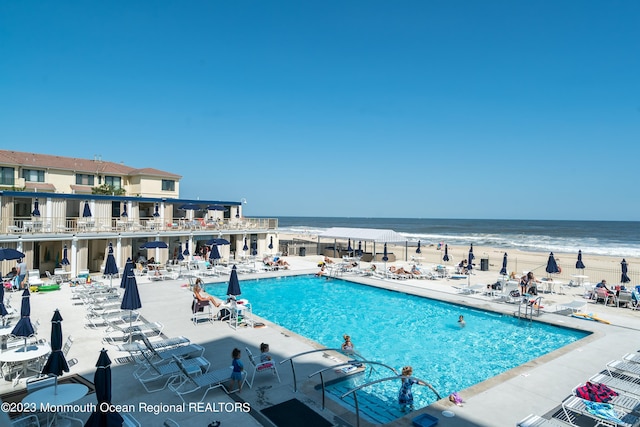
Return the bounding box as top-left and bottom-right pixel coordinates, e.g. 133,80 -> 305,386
193,278 -> 221,308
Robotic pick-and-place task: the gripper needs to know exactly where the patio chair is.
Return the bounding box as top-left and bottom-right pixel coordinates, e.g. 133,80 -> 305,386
617,291 -> 633,308
517,414 -> 568,427
139,334 -> 204,362
11,415 -> 41,427
558,300 -> 588,313
118,336 -> 191,355
244,346 -> 280,389
562,395 -> 639,427
572,382 -> 640,414
133,349 -> 209,393
102,319 -> 164,344
590,373 -> 640,400
607,360 -> 640,379
168,355 -> 236,403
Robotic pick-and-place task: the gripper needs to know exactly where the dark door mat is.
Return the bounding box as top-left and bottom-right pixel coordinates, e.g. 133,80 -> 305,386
1,374 -> 95,418
261,399 -> 333,427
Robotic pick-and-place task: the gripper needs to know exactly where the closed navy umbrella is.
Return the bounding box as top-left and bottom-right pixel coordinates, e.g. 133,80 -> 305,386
119,259 -> 133,290
0,285 -> 8,325
32,199 -> 40,217
268,236 -> 274,250
177,244 -> 184,261
61,245 -> 70,266
120,265 -> 141,343
85,349 -> 124,427
120,203 -> 128,218
469,244 -> 475,260
153,203 -> 160,217
416,241 -> 421,254
242,237 -> 248,252
251,242 -> 257,256
467,249 -> 474,272
357,241 -> 363,257
11,289 -> 34,349
621,259 -> 631,284
576,250 -> 586,270
443,244 -> 450,262
347,239 -> 353,253
382,243 -> 388,271
226,265 -> 241,297
209,245 -> 221,262
82,201 -> 92,218
183,241 -> 190,256
499,253 -> 508,276
103,243 -> 119,288
546,252 -> 560,275
41,309 -> 69,392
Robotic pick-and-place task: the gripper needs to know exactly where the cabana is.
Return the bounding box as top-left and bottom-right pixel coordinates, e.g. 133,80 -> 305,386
318,227 -> 407,262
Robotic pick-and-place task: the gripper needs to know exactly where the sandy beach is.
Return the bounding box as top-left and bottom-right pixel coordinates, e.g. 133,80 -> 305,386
1,239 -> 640,427
283,231 -> 640,288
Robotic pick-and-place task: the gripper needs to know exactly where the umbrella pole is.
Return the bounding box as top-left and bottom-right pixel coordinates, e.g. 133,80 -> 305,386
128,311 -> 133,343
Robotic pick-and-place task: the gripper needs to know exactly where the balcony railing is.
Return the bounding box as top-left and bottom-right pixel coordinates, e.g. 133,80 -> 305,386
2,217 -> 277,235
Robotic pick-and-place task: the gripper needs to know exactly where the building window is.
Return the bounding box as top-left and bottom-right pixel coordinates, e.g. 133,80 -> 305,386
0,167 -> 15,185
104,176 -> 121,189
22,169 -> 45,182
76,174 -> 94,186
162,180 -> 175,191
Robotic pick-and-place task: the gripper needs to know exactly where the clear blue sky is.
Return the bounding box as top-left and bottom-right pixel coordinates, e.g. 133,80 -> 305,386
1,1 -> 638,221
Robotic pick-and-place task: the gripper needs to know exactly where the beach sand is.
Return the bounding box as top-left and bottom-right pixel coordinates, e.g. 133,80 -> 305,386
283,232 -> 640,287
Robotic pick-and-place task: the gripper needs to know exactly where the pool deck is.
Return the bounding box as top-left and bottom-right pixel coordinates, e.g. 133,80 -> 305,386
1,257 -> 639,427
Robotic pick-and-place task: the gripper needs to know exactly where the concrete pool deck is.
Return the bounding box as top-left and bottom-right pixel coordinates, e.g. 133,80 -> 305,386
1,256 -> 638,427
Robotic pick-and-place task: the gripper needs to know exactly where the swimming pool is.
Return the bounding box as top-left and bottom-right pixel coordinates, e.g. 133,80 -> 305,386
205,275 -> 588,423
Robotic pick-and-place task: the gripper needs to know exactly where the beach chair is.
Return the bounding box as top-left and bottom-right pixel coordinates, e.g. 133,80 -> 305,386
26,271 -> 43,286
168,356 -> 236,403
607,360 -> 640,379
102,319 -> 164,344
590,373 -> 640,400
118,336 -> 191,355
517,414 -> 569,427
133,350 -> 210,393
11,414 -> 41,427
139,334 -> 204,362
559,300 -> 588,314
561,395 -> 639,427
244,346 -> 280,389
572,382 -> 640,414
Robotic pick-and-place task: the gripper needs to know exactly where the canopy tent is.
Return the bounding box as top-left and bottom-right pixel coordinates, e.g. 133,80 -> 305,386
319,227 -> 407,261
318,227 -> 406,243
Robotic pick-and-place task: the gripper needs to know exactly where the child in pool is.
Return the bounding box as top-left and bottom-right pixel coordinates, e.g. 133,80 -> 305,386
341,335 -> 354,353
458,315 -> 465,327
398,366 -> 426,411
229,348 -> 244,392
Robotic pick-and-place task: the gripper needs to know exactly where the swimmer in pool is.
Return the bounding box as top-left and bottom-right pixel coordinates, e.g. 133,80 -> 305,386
458,315 -> 465,327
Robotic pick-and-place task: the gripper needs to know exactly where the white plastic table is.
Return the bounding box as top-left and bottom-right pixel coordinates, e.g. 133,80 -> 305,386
23,383 -> 88,426
0,343 -> 51,378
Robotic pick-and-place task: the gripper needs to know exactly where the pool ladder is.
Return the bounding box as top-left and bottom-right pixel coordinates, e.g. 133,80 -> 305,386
516,296 -> 544,320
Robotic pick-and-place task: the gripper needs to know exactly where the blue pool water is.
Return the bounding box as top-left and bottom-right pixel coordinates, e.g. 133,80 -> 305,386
205,275 -> 588,424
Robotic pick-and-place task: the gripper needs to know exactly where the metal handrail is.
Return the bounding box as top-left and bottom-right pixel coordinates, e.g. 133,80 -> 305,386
340,375 -> 441,427
279,348 -> 363,393
308,360 -> 398,410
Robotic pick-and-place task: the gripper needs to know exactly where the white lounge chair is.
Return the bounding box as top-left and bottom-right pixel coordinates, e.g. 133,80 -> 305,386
559,300 -> 588,313
562,395 -> 639,427
133,350 -> 209,393
590,373 -> 640,400
244,346 -> 280,389
517,414 -> 568,427
168,356 -> 236,403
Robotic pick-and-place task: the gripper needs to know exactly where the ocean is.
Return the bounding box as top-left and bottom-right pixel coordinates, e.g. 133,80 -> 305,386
274,217 -> 640,258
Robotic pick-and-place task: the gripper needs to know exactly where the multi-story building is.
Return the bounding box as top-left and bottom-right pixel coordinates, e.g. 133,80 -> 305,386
0,150 -> 277,277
